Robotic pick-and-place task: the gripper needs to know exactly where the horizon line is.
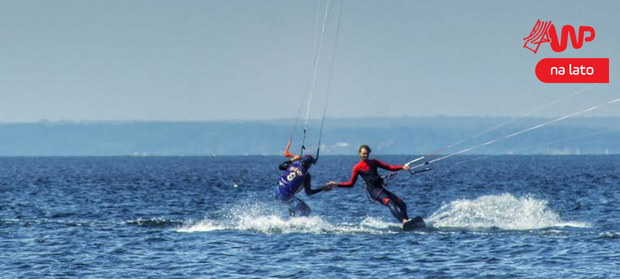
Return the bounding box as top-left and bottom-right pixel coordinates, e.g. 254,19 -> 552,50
2,115 -> 619,125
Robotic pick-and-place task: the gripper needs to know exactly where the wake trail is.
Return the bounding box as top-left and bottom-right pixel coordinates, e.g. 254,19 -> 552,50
176,201 -> 402,235
177,193 -> 590,234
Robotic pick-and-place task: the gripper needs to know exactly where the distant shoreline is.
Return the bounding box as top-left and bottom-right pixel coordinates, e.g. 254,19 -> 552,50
1,117 -> 618,156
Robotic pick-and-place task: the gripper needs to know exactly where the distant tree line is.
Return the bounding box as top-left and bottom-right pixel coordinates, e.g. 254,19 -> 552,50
0,117 -> 618,156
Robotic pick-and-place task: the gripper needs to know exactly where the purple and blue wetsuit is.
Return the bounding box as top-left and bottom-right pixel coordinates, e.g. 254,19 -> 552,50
274,159 -> 324,217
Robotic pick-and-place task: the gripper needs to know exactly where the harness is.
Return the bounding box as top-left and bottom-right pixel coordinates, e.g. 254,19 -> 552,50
364,172 -> 398,203
364,168 -> 432,204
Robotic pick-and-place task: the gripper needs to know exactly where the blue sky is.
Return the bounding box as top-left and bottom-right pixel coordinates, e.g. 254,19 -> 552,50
1,0 -> 618,122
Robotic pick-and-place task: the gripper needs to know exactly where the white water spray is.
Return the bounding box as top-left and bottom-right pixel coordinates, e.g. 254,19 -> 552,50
427,193 -> 589,230
176,201 -> 401,235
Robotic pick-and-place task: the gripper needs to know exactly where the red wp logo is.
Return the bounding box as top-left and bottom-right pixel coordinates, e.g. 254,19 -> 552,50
523,20 -> 595,54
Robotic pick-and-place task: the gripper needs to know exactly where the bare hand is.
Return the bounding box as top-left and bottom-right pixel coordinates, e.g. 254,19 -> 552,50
291,155 -> 302,161
402,165 -> 410,170
323,182 -> 337,191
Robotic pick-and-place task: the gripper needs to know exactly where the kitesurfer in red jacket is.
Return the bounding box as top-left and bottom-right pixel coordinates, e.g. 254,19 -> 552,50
327,145 -> 411,224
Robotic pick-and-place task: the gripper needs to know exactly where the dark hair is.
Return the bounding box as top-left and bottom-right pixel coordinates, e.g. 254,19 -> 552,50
358,145 -> 371,153
301,154 -> 315,166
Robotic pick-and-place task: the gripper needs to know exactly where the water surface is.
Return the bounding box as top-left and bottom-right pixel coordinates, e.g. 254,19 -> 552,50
1,156 -> 619,278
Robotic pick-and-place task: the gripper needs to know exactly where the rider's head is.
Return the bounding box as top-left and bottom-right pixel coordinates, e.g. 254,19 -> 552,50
358,145 -> 371,161
301,154 -> 315,168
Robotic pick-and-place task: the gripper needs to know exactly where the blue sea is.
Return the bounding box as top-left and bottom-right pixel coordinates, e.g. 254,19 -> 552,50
1,156 -> 619,278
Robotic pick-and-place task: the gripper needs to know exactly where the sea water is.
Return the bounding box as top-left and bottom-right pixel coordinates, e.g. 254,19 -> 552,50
1,156 -> 619,278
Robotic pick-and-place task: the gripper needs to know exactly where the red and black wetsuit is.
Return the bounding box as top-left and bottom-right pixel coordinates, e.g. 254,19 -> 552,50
338,159 -> 409,222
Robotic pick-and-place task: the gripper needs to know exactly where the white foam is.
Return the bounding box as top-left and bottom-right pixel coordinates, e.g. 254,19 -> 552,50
598,232 -> 620,239
359,216 -> 402,229
175,197 -> 405,234
237,215 -> 332,234
177,194 -> 591,234
427,193 -> 590,230
176,215 -> 402,235
177,219 -> 225,233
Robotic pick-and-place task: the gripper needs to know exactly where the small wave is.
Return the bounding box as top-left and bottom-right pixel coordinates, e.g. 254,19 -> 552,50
1,218 -> 108,227
427,193 -> 590,230
177,215 -> 402,235
49,212 -> 79,219
598,232 -> 620,239
125,217 -> 185,228
0,219 -> 20,225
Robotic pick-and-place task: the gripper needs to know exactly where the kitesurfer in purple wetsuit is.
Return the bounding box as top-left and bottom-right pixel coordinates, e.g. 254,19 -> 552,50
274,154 -> 333,217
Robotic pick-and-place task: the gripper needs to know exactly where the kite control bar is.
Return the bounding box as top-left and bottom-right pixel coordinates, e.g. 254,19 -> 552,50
381,156 -> 432,181
404,156 -> 425,167
404,156 -> 431,175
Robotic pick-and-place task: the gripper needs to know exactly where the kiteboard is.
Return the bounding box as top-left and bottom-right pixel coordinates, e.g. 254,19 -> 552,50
403,216 -> 426,231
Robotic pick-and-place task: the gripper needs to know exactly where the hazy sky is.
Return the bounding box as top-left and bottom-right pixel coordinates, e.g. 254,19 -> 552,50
1,0 -> 618,122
